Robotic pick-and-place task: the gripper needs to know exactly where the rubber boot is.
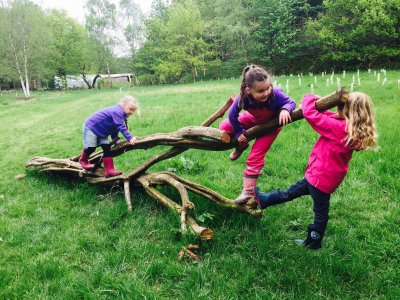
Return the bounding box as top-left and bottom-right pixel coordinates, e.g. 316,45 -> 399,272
229,143 -> 249,160
253,187 -> 282,209
79,149 -> 94,170
295,224 -> 323,250
102,157 -> 122,177
234,176 -> 258,205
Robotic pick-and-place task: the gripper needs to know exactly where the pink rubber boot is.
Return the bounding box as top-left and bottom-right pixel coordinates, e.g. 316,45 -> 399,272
79,149 -> 94,170
234,176 -> 258,204
102,157 -> 122,177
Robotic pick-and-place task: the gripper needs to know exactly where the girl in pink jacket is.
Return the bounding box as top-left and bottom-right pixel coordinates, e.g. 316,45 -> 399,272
254,92 -> 378,249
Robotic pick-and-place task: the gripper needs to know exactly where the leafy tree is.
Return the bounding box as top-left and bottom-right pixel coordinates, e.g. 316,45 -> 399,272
135,0 -> 214,84
149,0 -> 169,19
85,0 -> 117,87
195,0 -> 253,77
160,0 -> 207,82
118,0 -> 145,83
250,0 -> 311,73
0,0 -> 52,98
306,0 -> 400,69
119,0 -> 144,57
47,10 -> 88,87
134,2 -> 169,84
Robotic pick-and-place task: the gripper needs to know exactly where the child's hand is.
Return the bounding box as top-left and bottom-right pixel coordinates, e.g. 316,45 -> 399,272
237,134 -> 248,143
129,137 -> 136,145
279,109 -> 291,126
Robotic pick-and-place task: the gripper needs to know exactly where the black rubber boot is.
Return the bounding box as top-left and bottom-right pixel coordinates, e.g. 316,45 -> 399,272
295,224 -> 323,250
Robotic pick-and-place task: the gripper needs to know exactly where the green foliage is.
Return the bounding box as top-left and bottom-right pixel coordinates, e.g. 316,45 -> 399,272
47,10 -> 87,77
169,155 -> 206,173
134,0 -> 400,80
0,0 -> 53,82
134,8 -> 169,83
85,0 -> 117,74
119,0 -> 145,60
196,212 -> 215,223
251,0 -> 313,73
1,0 -> 400,87
199,0 -> 253,63
305,0 -> 400,69
135,0 -> 218,84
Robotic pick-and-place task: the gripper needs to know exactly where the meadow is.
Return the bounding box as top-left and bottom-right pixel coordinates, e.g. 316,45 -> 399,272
0,70 -> 399,299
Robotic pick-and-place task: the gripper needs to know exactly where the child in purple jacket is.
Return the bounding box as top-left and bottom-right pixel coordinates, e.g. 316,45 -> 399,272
219,65 -> 296,204
79,95 -> 139,177
255,92 -> 378,249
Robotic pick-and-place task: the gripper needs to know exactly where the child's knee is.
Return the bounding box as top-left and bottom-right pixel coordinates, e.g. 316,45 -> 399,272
219,119 -> 233,134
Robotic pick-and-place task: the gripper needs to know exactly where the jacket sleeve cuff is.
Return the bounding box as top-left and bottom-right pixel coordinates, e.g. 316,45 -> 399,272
235,128 -> 246,140
281,103 -> 294,113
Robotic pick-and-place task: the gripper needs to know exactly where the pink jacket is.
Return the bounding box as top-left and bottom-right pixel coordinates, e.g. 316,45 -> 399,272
302,94 -> 354,194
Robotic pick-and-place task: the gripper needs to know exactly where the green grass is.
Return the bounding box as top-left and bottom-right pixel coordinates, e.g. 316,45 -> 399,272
0,71 -> 399,299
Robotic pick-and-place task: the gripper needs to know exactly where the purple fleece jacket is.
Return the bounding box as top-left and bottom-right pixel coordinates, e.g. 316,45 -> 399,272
85,104 -> 133,141
228,87 -> 296,139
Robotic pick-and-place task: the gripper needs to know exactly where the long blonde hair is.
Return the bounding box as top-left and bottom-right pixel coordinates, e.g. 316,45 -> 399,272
337,92 -> 378,150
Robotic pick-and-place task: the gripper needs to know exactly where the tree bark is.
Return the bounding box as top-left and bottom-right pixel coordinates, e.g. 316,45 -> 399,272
22,40 -> 31,99
107,60 -> 112,89
9,33 -> 29,99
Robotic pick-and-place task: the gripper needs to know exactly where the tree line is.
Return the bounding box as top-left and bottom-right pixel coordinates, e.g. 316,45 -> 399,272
0,0 -> 399,98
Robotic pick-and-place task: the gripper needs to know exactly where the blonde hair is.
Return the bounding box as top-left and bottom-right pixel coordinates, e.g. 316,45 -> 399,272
119,95 -> 140,116
337,92 -> 378,150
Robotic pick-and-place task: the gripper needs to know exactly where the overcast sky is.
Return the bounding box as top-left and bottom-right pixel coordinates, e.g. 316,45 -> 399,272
31,0 -> 153,24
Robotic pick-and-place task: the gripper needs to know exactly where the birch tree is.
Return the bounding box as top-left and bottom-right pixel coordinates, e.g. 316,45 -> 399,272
0,0 -> 51,99
118,0 -> 145,84
119,0 -> 144,59
85,0 -> 116,88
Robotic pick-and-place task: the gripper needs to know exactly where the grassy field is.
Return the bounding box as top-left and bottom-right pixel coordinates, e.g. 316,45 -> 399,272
0,70 -> 399,299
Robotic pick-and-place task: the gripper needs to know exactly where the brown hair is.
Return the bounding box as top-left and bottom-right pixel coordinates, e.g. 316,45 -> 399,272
239,65 -> 271,107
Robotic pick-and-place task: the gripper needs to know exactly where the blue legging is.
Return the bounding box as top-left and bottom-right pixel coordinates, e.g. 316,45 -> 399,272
266,178 -> 331,234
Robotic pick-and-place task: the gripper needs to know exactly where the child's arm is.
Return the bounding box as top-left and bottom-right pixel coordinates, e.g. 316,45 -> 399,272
310,94 -> 336,117
273,88 -> 296,125
302,94 -> 342,139
275,88 -> 296,113
111,113 -> 134,142
228,96 -> 246,140
322,110 -> 336,117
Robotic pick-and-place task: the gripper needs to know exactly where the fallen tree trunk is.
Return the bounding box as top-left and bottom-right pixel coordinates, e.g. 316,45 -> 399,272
26,89 -> 348,239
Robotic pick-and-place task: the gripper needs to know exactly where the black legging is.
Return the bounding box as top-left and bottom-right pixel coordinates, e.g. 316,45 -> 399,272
84,144 -> 112,158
